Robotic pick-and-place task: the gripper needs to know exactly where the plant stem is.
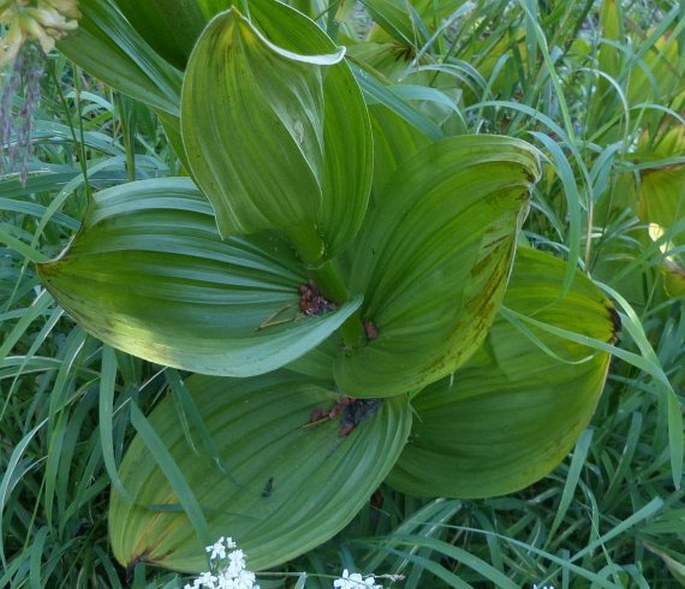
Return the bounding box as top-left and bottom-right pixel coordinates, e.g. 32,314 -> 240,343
286,223 -> 325,267
287,224 -> 366,347
287,231 -> 366,347
312,259 -> 365,347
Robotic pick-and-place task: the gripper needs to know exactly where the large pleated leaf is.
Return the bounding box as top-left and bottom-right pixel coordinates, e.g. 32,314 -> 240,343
57,0 -> 183,115
334,135 -> 541,397
388,247 -> 619,498
181,3 -> 372,260
36,178 -> 361,377
109,372 -> 411,571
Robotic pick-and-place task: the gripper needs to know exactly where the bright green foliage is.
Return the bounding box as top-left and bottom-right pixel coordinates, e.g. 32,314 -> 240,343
595,123 -> 685,300
388,247 -> 617,497
30,0 -> 624,574
109,372 -> 411,571
3,0 -> 682,585
36,178 -> 362,376
336,135 -> 539,397
367,104 -> 432,192
181,4 -> 372,260
183,8 -> 333,237
636,126 -> 685,296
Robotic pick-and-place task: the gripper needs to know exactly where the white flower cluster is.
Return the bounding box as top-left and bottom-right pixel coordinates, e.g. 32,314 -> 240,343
184,537 -> 260,589
333,568 -> 383,589
185,537 -> 387,589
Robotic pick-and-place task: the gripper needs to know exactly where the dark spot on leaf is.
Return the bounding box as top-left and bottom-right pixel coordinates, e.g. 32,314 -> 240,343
306,396 -> 383,436
364,319 -> 378,341
525,170 -> 538,184
339,398 -> 383,436
261,476 -> 274,498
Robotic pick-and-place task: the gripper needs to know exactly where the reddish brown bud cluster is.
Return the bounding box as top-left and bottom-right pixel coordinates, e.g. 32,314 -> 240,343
309,396 -> 353,424
308,396 -> 383,437
298,280 -> 337,315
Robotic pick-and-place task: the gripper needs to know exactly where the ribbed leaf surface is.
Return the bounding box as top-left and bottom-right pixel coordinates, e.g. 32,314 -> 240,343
335,135 -> 540,397
181,3 -> 372,260
388,247 -> 619,498
37,178 -> 361,376
109,372 -> 411,571
368,103 -> 431,195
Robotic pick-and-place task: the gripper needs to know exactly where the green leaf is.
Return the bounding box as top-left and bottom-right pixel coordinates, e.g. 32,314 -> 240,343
638,128 -> 685,232
58,0 -> 183,115
363,0 -> 428,47
112,0 -> 209,69
181,3 -> 372,260
109,372 -> 411,571
587,0 -> 625,127
387,247 -> 618,498
635,126 -> 685,297
36,178 -> 361,377
352,64 -> 443,141
368,103 -> 432,195
334,135 -> 541,397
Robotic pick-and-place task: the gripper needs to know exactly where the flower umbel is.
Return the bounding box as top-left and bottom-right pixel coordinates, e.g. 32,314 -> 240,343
334,568 -> 384,589
184,537 -> 260,589
1,0 -> 80,67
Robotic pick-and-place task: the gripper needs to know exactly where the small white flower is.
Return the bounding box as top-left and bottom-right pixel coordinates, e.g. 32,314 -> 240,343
206,539 -> 227,561
190,571 -> 219,588
226,549 -> 247,577
216,568 -> 260,589
189,537 -> 259,589
334,568 -> 383,589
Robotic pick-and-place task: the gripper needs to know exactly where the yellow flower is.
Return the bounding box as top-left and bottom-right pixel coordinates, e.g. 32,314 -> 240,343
0,0 -> 80,67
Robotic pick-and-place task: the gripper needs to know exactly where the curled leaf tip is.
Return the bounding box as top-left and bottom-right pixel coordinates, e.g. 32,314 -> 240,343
228,5 -> 346,66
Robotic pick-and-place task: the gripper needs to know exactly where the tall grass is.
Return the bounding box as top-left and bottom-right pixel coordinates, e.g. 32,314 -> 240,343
1,1 -> 684,587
